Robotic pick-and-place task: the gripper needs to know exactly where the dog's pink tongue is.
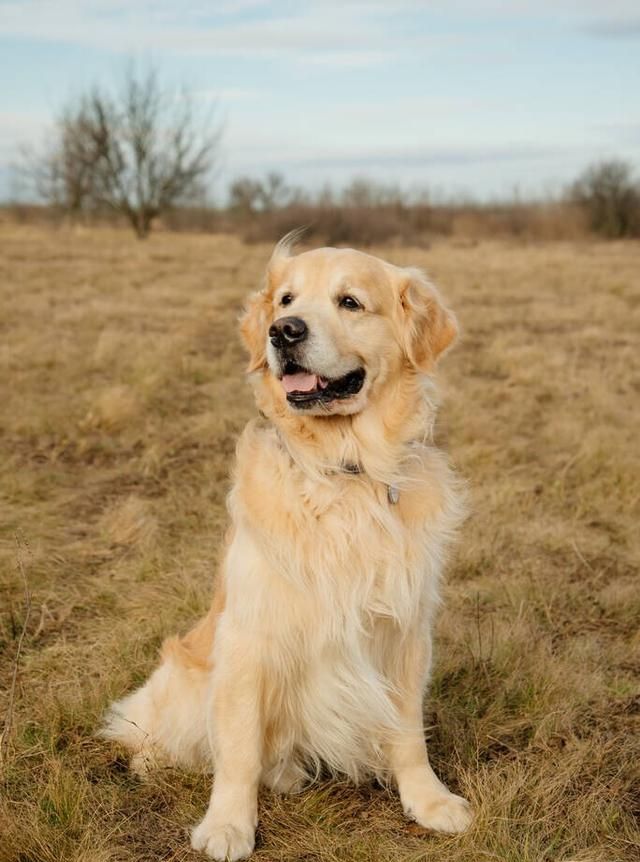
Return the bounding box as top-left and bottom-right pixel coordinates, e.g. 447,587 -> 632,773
281,372 -> 318,394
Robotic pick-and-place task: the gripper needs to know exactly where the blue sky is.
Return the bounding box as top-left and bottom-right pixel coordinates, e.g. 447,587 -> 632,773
1,0 -> 639,201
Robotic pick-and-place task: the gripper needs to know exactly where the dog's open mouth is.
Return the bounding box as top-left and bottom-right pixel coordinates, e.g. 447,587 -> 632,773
280,361 -> 365,407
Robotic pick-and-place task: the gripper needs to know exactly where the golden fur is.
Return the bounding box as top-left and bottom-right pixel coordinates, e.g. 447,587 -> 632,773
102,237 -> 473,860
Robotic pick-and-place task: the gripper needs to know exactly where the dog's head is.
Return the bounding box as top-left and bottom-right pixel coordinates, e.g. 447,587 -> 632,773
241,235 -> 457,417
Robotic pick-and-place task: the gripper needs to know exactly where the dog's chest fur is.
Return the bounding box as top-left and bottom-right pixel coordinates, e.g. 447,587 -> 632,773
219,423 -> 464,779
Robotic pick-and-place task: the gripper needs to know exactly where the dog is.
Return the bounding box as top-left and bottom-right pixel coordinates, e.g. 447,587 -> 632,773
102,234 -> 472,860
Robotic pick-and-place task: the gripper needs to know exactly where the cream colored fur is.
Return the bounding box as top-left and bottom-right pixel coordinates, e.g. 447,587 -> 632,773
102,237 -> 473,860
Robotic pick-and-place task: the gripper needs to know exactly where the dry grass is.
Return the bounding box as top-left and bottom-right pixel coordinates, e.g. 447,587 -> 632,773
0,225 -> 638,862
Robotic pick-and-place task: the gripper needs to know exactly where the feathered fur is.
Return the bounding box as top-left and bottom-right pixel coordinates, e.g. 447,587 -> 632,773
102,240 -> 473,861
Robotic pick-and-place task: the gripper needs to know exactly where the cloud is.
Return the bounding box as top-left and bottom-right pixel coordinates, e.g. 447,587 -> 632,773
193,87 -> 261,103
593,122 -> 640,145
6,0 -> 634,63
271,143 -> 579,170
3,0 -> 640,69
221,136 -> 586,171
582,18 -> 640,38
0,1 -> 400,65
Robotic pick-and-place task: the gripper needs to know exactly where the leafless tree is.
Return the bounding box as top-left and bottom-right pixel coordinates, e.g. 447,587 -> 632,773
228,177 -> 264,215
228,172 -> 291,215
258,172 -> 291,211
341,178 -> 404,208
21,67 -> 221,238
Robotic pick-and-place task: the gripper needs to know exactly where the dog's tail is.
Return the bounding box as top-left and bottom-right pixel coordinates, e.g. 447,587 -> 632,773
100,618 -> 217,775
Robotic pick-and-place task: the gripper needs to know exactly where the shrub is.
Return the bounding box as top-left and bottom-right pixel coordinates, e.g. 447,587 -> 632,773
569,160 -> 640,238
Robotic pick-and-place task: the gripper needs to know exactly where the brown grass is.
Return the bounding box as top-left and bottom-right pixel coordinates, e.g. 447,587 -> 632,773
0,225 -> 638,862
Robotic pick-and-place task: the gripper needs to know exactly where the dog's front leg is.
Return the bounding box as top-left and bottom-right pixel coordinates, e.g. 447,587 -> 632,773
191,628 -> 262,861
387,634 -> 473,834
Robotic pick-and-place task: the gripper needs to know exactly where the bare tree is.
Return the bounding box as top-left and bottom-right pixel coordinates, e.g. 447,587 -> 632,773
569,159 -> 640,238
22,67 -> 221,238
228,172 -> 291,215
228,177 -> 264,215
257,172 -> 291,211
341,178 -> 404,208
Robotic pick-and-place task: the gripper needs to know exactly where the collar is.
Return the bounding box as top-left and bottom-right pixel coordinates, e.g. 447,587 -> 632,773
336,461 -> 399,504
258,411 -> 401,505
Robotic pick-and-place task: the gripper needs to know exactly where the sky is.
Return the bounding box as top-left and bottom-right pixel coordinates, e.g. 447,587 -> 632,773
1,0 -> 639,202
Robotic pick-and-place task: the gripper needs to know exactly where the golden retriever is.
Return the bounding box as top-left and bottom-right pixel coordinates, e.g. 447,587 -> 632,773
102,234 -> 472,860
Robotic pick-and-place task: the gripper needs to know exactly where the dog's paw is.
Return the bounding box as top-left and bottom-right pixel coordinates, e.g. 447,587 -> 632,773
404,790 -> 473,834
191,819 -> 255,861
129,750 -> 153,778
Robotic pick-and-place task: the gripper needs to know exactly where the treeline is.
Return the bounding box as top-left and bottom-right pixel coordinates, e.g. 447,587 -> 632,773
8,162 -> 640,245
8,67 -> 640,244
181,163 -> 640,243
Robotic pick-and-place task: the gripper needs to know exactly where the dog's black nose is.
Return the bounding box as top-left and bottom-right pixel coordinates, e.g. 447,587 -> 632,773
269,316 -> 308,347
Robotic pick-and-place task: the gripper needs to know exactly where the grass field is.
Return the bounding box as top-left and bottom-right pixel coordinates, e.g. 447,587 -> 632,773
1,224 -> 638,862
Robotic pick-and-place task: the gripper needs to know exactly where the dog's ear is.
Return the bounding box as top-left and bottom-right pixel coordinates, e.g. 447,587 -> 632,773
397,268 -> 458,371
240,287 -> 272,373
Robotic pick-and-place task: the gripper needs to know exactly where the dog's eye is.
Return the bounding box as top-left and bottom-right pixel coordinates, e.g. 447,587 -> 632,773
280,293 -> 294,307
339,295 -> 362,311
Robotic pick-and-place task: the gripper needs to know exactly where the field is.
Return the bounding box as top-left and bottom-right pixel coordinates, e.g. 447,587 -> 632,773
0,224 -> 638,862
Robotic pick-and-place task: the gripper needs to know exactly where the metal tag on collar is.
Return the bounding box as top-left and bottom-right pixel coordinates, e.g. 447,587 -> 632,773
342,462 -> 363,475
387,484 -> 400,505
